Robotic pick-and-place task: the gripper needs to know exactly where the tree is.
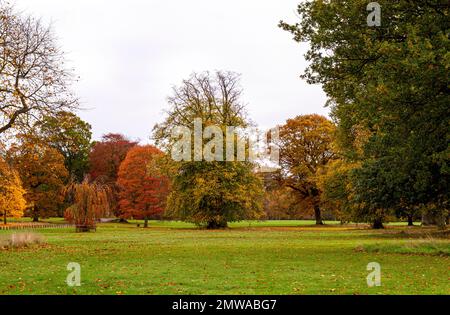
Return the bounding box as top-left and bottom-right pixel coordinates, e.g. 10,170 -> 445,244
0,157 -> 26,224
89,133 -> 137,183
153,71 -> 264,229
167,161 -> 264,229
35,111 -> 92,182
64,180 -> 110,232
7,135 -> 68,221
264,187 -> 306,220
88,133 -> 137,216
280,1 -> 449,228
117,145 -> 169,228
316,159 -> 359,224
276,114 -> 336,225
0,3 -> 77,135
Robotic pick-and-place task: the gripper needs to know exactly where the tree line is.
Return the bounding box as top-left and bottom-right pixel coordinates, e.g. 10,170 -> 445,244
1,1 -> 448,230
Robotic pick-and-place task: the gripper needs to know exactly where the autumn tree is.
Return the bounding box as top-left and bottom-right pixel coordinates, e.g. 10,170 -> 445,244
153,71 -> 264,229
0,157 -> 26,224
88,133 -> 137,216
0,3 -> 77,135
316,159 -> 360,224
89,133 -> 137,183
117,145 -> 169,228
276,114 -> 336,225
64,180 -> 110,232
7,135 -> 68,221
264,187 -> 307,220
280,1 -> 449,228
35,111 -> 92,182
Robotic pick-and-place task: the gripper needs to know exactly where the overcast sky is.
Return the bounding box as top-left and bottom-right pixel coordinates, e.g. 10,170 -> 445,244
14,0 -> 329,143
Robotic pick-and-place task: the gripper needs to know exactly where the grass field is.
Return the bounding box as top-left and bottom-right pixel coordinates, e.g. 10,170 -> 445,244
0,220 -> 448,295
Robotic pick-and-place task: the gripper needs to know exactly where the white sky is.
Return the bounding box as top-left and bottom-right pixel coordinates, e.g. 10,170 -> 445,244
14,0 -> 329,143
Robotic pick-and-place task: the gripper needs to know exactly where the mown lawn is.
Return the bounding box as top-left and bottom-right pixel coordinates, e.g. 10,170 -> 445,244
0,220 -> 448,295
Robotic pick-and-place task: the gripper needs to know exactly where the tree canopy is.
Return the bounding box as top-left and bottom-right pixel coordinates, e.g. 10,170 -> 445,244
0,3 -> 77,135
36,111 -> 92,182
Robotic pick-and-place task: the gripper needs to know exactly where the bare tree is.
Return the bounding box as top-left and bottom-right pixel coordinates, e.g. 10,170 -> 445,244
0,3 -> 77,135
153,71 -> 248,143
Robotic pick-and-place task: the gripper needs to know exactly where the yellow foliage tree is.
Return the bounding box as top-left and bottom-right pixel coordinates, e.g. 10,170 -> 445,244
0,158 -> 27,224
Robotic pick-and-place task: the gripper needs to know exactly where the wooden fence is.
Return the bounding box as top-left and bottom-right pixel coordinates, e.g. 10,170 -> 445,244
0,224 -> 75,231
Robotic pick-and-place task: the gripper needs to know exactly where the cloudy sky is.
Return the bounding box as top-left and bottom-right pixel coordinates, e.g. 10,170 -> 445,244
14,0 -> 329,143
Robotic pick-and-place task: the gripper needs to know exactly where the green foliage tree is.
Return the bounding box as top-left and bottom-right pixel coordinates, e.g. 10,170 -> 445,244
36,111 -> 92,183
153,71 -> 264,229
280,0 -> 449,228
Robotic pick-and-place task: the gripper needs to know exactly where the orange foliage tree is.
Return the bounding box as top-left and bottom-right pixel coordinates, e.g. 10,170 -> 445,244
117,145 -> 169,227
276,114 -> 336,225
7,135 -> 68,221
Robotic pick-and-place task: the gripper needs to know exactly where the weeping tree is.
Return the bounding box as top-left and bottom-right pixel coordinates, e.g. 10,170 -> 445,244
64,180 -> 111,232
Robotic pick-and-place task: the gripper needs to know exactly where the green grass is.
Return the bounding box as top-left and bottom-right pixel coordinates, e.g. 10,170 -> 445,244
0,220 -> 448,295
362,239 -> 450,256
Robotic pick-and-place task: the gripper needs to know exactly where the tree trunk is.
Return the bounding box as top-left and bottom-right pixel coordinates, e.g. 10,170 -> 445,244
32,206 -> 39,222
3,210 -> 6,225
207,219 -> 228,229
372,217 -> 384,229
143,217 -> 149,228
407,214 -> 414,226
313,204 -> 324,225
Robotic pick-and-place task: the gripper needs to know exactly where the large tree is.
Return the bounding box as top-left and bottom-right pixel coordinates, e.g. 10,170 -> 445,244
117,145 -> 169,228
280,1 -> 449,228
35,111 -> 92,182
153,71 -> 264,229
0,3 -> 77,135
277,114 -> 336,225
7,135 -> 68,221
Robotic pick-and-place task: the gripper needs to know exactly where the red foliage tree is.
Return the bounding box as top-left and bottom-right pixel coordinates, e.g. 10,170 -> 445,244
117,145 -> 169,227
88,133 -> 137,216
89,133 -> 137,183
